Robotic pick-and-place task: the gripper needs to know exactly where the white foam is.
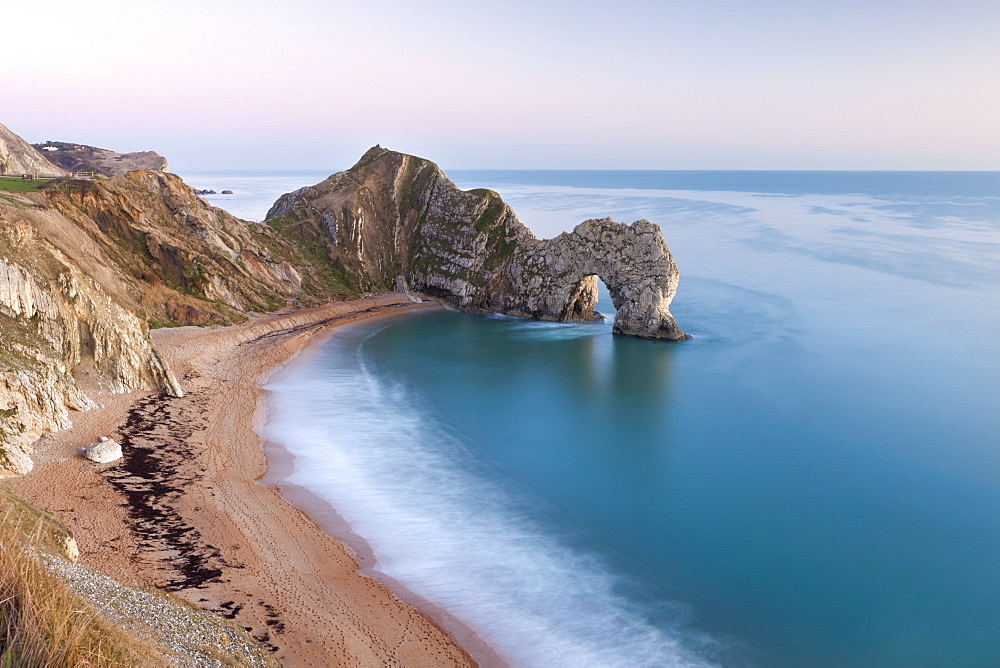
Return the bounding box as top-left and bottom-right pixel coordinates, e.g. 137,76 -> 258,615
263,326 -> 720,667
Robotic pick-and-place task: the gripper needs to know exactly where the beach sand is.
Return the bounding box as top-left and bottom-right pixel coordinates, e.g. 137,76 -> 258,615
4,294 -> 494,667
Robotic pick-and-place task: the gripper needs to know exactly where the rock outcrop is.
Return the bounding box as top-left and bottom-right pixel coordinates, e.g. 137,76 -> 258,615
266,147 -> 687,340
0,122 -> 68,176
1,129 -> 688,476
0,162 -> 366,472
502,218 -> 685,339
31,141 -> 169,176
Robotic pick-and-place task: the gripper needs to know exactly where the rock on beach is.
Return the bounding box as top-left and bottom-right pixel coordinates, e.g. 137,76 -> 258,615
84,437 -> 122,463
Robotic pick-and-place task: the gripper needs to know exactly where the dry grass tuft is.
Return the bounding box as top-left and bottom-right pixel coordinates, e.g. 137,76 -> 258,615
0,493 -> 165,667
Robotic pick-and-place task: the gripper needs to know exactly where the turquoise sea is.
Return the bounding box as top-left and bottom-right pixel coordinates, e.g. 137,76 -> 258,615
186,169 -> 1000,666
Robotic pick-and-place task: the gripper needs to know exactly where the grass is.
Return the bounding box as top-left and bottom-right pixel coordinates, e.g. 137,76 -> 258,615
0,193 -> 34,210
0,488 -> 165,667
472,190 -> 506,233
0,314 -> 50,373
254,214 -> 362,298
0,177 -> 52,193
147,319 -> 187,329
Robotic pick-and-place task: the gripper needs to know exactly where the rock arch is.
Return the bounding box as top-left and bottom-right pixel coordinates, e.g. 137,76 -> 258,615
266,147 -> 689,341
495,218 -> 689,340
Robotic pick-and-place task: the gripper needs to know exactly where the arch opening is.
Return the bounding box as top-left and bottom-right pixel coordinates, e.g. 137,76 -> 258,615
594,277 -> 616,317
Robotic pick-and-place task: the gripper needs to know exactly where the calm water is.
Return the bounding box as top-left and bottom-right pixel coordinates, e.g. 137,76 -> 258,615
256,170 -> 1000,667
178,169 -> 331,221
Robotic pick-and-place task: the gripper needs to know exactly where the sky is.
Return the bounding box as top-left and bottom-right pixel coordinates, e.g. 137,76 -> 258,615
4,0 -> 1000,171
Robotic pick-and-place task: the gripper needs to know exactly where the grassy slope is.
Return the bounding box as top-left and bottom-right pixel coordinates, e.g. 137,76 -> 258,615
0,177 -> 52,193
0,486 -> 277,666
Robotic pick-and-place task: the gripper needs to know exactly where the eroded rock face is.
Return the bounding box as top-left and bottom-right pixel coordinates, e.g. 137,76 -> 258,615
0,444 -> 33,477
1,121 -> 352,474
267,147 -> 688,340
0,122 -> 68,176
502,218 -> 686,340
0,154 -> 366,473
37,170 -> 327,325
0,219 -> 183,475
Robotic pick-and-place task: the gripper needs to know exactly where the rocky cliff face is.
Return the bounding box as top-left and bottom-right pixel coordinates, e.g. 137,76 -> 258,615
0,157 -> 374,474
0,124 -> 362,474
0,122 -> 68,176
497,218 -> 685,339
37,172 -> 300,326
267,147 -> 688,340
0,217 -> 182,475
0,164 -> 365,473
31,141 -> 169,176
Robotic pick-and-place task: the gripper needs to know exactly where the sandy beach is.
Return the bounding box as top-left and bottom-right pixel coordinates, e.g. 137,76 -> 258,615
4,294 -> 490,667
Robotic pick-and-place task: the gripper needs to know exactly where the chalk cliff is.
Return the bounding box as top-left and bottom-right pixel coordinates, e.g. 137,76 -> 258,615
267,147 -> 688,340
0,122 -> 68,176
0,216 -> 181,475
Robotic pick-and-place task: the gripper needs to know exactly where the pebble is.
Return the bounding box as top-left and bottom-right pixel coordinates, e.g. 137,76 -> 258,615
42,553 -> 276,667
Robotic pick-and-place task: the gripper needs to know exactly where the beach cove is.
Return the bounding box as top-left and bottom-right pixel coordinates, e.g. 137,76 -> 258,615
4,294 -> 492,667
255,169 -> 1000,667
4,166 -> 1000,666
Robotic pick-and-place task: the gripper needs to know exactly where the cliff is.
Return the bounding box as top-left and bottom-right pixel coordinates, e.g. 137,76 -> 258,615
267,146 -> 688,340
0,166 -> 365,473
0,122 -> 69,177
0,197 -> 182,475
0,123 -> 365,474
2,135 -> 687,475
32,141 -> 169,176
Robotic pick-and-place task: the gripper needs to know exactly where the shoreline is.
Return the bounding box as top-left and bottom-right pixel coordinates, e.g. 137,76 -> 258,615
3,295 -> 495,667
258,307 -> 507,667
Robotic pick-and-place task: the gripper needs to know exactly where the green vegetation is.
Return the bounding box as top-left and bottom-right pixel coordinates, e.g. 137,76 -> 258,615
130,231 -> 154,264
147,319 -> 187,330
472,191 -> 506,233
0,192 -> 34,209
253,214 -> 361,299
0,177 -> 52,193
262,295 -> 283,312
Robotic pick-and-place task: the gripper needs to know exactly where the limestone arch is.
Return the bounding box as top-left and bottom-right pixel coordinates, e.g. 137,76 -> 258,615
527,219 -> 688,340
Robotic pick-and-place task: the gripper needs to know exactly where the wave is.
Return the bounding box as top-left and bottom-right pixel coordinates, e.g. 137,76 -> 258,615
262,322 -> 722,667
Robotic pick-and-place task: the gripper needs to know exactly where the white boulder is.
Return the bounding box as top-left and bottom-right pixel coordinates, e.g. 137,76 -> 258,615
83,437 -> 122,464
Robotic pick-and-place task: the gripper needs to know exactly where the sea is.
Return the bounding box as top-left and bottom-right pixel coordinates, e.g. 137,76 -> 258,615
181,169 -> 1000,667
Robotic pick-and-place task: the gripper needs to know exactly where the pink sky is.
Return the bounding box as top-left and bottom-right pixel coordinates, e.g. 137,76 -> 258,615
5,0 -> 999,170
